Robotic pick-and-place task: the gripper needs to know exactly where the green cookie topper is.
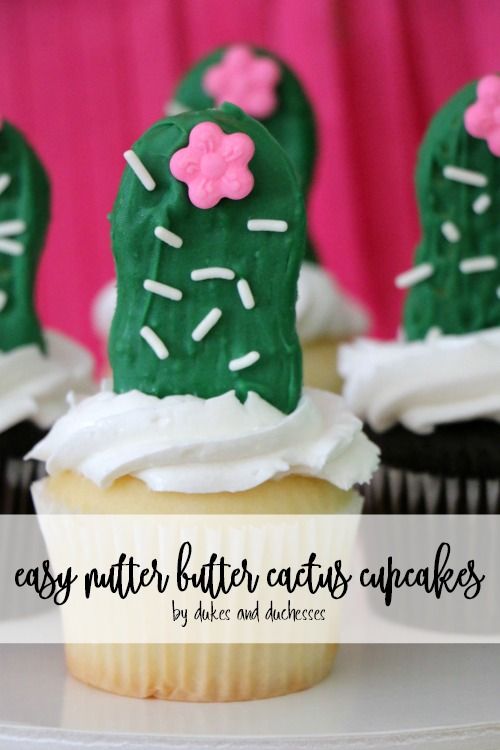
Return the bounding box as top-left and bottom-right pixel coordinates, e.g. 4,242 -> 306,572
0,120 -> 49,353
110,103 -> 305,413
401,77 -> 500,340
169,45 -> 318,263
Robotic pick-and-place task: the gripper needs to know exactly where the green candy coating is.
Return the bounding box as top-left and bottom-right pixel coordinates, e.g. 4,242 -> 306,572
172,46 -> 318,263
110,104 -> 305,413
404,80 -> 500,340
0,121 -> 49,352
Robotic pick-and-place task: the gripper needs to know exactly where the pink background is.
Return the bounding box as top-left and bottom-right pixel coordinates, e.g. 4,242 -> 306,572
1,0 -> 500,364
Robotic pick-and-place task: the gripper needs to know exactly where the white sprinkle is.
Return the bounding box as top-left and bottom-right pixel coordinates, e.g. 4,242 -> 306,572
0,238 -> 23,256
0,174 -> 11,196
191,267 -> 235,281
0,219 -> 26,237
247,219 -> 288,232
154,225 -> 183,249
473,193 -> 491,215
443,165 -> 487,187
192,307 -> 222,342
123,150 -> 156,191
459,256 -> 498,274
144,279 -> 183,301
229,351 -> 260,372
0,290 -> 7,312
237,278 -> 255,310
395,263 -> 434,289
441,221 -> 460,243
140,325 -> 169,359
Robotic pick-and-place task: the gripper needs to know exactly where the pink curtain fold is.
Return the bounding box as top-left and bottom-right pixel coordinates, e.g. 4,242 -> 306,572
1,0 -> 499,361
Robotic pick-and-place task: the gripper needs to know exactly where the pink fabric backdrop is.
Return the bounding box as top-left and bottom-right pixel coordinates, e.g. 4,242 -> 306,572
1,0 -> 500,363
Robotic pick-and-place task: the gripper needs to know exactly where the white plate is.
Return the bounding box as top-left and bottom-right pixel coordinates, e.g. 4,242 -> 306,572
0,644 -> 499,749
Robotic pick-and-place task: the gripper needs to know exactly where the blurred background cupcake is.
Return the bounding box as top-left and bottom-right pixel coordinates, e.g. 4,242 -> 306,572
340,75 -> 500,514
0,120 -> 94,513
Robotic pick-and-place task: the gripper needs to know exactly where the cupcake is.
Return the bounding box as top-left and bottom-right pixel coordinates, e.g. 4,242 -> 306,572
0,119 -> 94,513
166,44 -> 370,390
31,104 -> 378,701
340,75 -> 500,514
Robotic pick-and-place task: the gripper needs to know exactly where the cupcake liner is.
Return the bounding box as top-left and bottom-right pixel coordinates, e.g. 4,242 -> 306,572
0,455 -> 45,514
34,479 -> 361,701
362,464 -> 500,514
361,465 -> 500,635
63,642 -> 337,701
0,497 -> 50,620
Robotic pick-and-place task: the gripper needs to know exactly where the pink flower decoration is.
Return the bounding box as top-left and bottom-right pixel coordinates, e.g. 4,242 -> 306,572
169,122 -> 255,209
203,45 -> 281,120
464,74 -> 500,156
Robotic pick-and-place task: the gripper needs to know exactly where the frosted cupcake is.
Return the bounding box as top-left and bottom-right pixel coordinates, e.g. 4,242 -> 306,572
340,75 -> 500,513
0,120 -> 93,512
166,44 -> 370,390
31,104 -> 378,700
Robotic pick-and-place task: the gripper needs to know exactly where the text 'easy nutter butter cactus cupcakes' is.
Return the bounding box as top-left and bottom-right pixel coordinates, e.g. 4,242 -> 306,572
340,75 -> 500,514
31,105 -> 378,701
166,45 -> 370,391
0,120 -> 93,513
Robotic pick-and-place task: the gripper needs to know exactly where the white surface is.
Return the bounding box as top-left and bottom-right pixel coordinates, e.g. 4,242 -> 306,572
0,644 -> 499,749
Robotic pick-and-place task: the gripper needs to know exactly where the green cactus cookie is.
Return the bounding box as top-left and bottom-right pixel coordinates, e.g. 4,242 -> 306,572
400,76 -> 500,340
169,45 -> 318,263
110,103 -> 305,413
0,120 -> 49,353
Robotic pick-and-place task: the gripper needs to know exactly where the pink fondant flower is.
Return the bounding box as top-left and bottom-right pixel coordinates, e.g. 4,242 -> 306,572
203,45 -> 281,119
464,74 -> 500,156
169,121 -> 255,209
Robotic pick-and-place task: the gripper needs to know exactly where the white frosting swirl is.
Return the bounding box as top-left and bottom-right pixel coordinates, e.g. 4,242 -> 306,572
29,387 -> 379,493
0,331 -> 95,434
92,266 -> 370,347
296,262 -> 370,342
339,327 -> 500,435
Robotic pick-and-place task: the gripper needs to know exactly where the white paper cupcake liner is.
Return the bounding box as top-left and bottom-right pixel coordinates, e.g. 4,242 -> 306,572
34,479 -> 361,700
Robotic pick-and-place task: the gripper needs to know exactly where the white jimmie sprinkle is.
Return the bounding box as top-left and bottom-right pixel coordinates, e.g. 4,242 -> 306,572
472,194 -> 491,215
154,226 -> 183,249
443,165 -> 487,187
0,174 -> 11,196
0,219 -> 26,237
0,238 -> 23,256
140,326 -> 169,360
237,278 -> 255,309
395,263 -> 434,289
143,279 -> 183,301
229,351 -> 261,372
123,150 -> 156,191
192,308 -> 222,342
191,267 -> 235,281
247,219 -> 288,232
0,290 -> 7,312
459,256 -> 498,274
441,221 -> 460,243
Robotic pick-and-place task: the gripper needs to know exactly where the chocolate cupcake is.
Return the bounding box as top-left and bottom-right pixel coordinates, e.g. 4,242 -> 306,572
0,120 -> 94,512
340,75 -> 500,514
